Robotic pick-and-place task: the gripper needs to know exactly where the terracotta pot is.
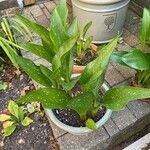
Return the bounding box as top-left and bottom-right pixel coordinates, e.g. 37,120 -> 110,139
73,43 -> 97,74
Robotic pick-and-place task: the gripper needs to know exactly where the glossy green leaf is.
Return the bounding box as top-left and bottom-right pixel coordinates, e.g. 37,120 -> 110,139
21,117 -> 33,126
3,124 -> 16,137
121,49 -> 150,70
17,88 -> 71,109
83,36 -> 93,51
103,86 -> 150,111
140,8 -> 150,48
85,118 -> 96,130
18,107 -> 25,121
15,55 -> 52,87
80,36 -> 119,93
67,92 -> 96,119
8,100 -> 19,119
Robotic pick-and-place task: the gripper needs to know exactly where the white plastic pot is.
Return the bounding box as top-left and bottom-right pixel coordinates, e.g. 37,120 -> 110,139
71,0 -> 130,43
46,83 -> 112,135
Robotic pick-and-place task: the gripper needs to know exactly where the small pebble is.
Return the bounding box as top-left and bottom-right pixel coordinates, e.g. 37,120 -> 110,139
18,138 -> 25,144
0,141 -> 4,147
32,127 -> 35,131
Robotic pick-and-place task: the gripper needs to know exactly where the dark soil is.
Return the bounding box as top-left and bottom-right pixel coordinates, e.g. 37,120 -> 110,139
0,61 -> 59,150
75,49 -> 97,66
53,108 -> 106,127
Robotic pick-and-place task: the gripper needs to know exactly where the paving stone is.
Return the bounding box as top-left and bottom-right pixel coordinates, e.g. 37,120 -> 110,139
0,0 -> 18,10
116,41 -> 131,51
122,28 -> 131,39
111,107 -> 137,131
53,0 -> 59,5
112,63 -> 136,79
44,1 -> 56,13
127,101 -> 150,119
104,118 -> 120,137
105,64 -> 125,87
124,33 -> 140,47
35,15 -> 50,28
30,5 -> 44,18
57,127 -> 109,150
42,7 -> 50,19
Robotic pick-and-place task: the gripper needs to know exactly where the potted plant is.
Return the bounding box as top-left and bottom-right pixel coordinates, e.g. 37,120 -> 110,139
1,0 -> 150,135
112,8 -> 150,88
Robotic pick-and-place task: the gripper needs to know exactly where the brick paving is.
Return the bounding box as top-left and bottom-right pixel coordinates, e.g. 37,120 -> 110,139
1,1 -> 150,150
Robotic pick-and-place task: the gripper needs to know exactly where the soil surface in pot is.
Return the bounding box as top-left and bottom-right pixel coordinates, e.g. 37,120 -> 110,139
74,49 -> 97,66
0,60 -> 59,150
53,107 -> 106,127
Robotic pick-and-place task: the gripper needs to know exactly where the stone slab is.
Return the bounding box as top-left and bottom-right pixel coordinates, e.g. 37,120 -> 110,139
0,0 -> 18,10
44,1 -> 56,13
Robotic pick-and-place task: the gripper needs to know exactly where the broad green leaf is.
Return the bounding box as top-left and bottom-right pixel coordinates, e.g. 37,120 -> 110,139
50,7 -> 68,51
39,65 -> 52,80
80,36 -> 119,94
83,21 -> 92,38
21,117 -> 33,126
140,8 -> 150,48
3,121 -> 14,129
3,124 -> 16,137
85,118 -> 96,130
15,55 -> 52,87
51,35 -> 78,77
0,114 -> 11,122
67,92 -> 96,119
16,14 -> 50,45
19,43 -> 53,63
8,100 -> 19,119
57,0 -> 68,27
0,82 -> 7,90
121,49 -> 150,70
103,86 -> 150,111
17,88 -> 71,109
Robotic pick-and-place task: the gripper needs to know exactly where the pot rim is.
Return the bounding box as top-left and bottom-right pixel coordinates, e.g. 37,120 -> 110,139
46,108 -> 112,135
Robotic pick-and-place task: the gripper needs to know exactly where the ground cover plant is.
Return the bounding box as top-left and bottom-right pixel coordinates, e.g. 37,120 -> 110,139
112,8 -> 150,88
0,0 -> 150,131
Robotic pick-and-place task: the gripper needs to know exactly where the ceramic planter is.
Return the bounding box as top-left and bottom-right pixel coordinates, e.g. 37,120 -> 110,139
46,83 -> 112,135
71,0 -> 130,43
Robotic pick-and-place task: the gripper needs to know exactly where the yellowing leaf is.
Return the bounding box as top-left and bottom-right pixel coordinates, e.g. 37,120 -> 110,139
0,114 -> 11,122
3,124 -> 16,137
3,121 -> 14,129
8,100 -> 19,119
21,117 -> 33,126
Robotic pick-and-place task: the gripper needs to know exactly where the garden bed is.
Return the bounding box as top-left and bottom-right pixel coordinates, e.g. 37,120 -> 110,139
0,60 -> 59,150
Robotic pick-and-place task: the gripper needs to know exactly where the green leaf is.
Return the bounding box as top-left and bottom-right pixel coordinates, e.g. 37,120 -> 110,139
67,92 -> 96,120
21,117 -> 33,126
80,36 -> 119,94
19,43 -> 53,63
85,118 -> 96,130
8,100 -> 19,119
17,88 -> 71,109
103,86 -> 150,111
0,82 -> 7,90
121,49 -> 150,70
83,21 -> 92,38
16,14 -> 50,45
3,124 -> 16,137
67,17 -> 79,37
140,8 -> 150,48
18,107 -> 25,121
15,55 -> 52,87
57,0 -> 68,27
